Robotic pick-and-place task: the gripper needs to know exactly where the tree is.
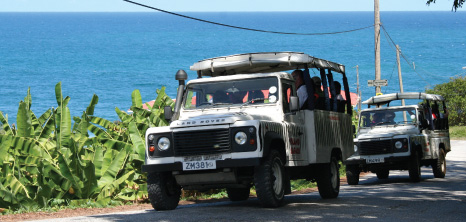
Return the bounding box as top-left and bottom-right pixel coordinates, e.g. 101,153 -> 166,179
426,0 -> 464,11
426,76 -> 466,126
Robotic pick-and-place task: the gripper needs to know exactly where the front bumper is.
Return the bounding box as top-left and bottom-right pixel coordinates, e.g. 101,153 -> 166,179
142,157 -> 261,173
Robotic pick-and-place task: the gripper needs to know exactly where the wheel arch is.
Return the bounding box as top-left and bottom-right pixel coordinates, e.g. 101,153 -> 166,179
331,148 -> 343,161
263,131 -> 286,162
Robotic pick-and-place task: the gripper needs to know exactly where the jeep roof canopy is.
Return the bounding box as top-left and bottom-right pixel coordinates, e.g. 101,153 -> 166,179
190,52 -> 345,77
362,92 -> 445,105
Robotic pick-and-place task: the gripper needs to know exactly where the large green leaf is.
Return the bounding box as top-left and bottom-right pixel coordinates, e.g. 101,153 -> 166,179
90,116 -> 117,131
5,174 -> 30,198
37,109 -> 53,129
82,161 -> 98,199
86,94 -> 99,116
115,107 -> 132,123
56,106 -> 72,149
24,87 -> 32,110
88,124 -> 112,139
57,152 -> 82,197
16,101 -> 34,138
0,183 -> 20,206
93,144 -> 104,178
55,82 -> 63,107
97,148 -> 128,189
38,113 -> 55,140
0,111 -> 14,135
98,170 -> 134,200
128,121 -> 146,161
0,135 -> 12,163
131,89 -> 142,108
11,136 -> 43,158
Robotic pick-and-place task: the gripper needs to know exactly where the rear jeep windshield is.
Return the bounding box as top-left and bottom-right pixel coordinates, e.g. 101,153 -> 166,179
183,77 -> 279,110
359,108 -> 417,128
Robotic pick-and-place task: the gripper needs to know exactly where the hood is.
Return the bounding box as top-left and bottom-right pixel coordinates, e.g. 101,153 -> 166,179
357,125 -> 418,140
171,112 -> 254,128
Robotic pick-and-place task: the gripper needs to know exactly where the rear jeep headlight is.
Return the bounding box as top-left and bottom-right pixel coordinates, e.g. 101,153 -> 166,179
395,141 -> 403,149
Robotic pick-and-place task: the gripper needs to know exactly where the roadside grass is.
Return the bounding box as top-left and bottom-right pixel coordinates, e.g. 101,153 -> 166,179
2,200 -> 128,215
450,126 -> 466,140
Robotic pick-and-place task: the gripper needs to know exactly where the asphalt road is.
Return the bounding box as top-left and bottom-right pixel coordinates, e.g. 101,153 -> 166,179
35,140 -> 466,222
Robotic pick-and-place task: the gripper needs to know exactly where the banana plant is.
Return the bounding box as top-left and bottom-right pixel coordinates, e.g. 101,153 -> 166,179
0,83 -> 175,212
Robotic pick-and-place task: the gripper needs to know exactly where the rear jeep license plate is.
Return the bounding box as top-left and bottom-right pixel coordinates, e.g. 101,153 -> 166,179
366,157 -> 385,164
183,160 -> 216,171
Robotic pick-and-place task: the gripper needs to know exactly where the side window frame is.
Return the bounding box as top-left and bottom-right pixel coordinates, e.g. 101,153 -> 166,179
281,80 -> 295,114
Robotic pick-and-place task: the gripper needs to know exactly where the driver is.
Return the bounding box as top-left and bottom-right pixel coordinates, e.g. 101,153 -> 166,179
371,113 -> 384,126
385,111 -> 396,123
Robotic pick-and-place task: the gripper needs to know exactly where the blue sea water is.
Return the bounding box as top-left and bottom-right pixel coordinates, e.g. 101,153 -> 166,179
1,12 -> 465,123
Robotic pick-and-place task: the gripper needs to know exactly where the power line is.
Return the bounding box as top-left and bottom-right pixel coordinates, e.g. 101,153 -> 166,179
380,25 -> 430,85
123,0 -> 375,36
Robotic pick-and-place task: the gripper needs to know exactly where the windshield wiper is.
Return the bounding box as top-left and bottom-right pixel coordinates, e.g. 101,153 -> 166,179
241,98 -> 265,108
212,102 -> 233,107
394,121 -> 413,127
371,121 -> 394,128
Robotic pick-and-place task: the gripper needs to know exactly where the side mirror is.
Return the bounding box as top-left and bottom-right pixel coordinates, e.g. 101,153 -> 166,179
164,106 -> 173,121
290,96 -> 299,112
352,125 -> 356,134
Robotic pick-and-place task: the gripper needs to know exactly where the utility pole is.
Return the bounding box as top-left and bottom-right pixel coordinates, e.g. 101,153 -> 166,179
396,44 -> 407,121
355,65 -> 361,113
374,0 -> 381,95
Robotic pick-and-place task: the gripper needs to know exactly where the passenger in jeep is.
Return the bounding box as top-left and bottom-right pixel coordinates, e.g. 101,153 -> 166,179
291,69 -> 308,109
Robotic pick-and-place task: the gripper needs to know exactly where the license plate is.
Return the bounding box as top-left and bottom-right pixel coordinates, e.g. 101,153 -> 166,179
366,157 -> 385,164
183,160 -> 216,171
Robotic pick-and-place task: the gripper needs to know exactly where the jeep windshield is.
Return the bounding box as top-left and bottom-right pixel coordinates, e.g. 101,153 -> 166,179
183,77 -> 279,110
359,108 -> 417,128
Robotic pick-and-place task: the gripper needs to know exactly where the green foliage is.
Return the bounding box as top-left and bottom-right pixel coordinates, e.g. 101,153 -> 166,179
450,126 -> 466,139
426,0 -> 464,11
426,76 -> 466,126
0,83 -> 174,213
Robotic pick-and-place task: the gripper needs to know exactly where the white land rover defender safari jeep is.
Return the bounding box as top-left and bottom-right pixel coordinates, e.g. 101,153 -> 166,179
143,52 -> 354,210
345,92 -> 451,185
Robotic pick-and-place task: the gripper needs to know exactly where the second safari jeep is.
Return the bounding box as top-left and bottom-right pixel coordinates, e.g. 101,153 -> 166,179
143,52 -> 354,210
345,92 -> 450,185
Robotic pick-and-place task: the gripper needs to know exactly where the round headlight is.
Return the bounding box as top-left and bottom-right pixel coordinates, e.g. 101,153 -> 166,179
157,137 -> 170,151
395,141 -> 403,149
354,144 -> 358,152
235,132 -> 247,145
148,134 -> 155,141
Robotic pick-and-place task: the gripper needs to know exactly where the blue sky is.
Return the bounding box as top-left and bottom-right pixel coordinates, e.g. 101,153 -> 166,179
0,0 -> 464,12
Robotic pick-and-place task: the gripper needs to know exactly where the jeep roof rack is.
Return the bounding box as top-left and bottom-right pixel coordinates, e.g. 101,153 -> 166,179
190,52 -> 345,77
362,92 -> 445,105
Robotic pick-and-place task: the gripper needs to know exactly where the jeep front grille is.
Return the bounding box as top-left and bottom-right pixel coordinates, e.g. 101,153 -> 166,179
173,129 -> 231,156
359,140 -> 392,155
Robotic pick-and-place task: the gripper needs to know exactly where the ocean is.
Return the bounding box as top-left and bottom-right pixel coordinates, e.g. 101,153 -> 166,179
1,11 -> 465,123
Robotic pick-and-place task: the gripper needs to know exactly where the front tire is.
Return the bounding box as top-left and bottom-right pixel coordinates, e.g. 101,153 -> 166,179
346,165 -> 360,185
147,172 -> 181,211
254,149 -> 285,208
376,170 -> 389,179
317,156 -> 340,199
432,149 -> 446,178
226,187 -> 250,201
409,150 -> 421,182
